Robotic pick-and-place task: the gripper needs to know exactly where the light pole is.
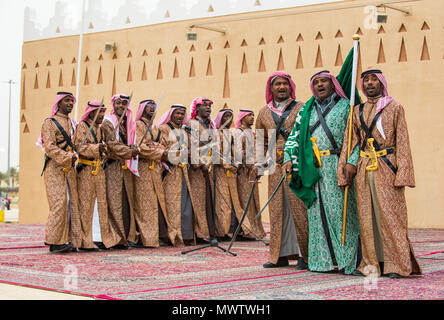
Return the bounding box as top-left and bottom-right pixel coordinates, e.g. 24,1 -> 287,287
3,79 -> 15,199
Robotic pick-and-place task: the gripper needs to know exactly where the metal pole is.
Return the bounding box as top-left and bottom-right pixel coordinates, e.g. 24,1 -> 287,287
7,80 -> 14,197
74,0 -> 87,121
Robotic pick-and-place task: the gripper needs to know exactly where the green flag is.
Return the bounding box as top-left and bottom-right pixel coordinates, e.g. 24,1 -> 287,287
287,47 -> 361,208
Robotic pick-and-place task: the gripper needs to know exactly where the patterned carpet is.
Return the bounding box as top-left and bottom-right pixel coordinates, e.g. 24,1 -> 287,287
0,224 -> 443,300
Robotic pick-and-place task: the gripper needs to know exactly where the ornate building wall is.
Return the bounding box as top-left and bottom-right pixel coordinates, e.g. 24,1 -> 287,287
19,0 -> 444,227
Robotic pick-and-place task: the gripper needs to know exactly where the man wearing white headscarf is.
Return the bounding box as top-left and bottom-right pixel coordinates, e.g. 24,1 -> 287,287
37,91 -> 81,253
338,69 -> 422,278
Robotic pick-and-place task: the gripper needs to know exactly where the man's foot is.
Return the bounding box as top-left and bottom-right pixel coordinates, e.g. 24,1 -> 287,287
295,257 -> 308,270
196,238 -> 210,244
388,273 -> 402,279
351,269 -> 364,276
128,241 -> 145,248
94,242 -> 109,250
263,257 -> 289,268
79,247 -> 99,252
49,243 -> 73,253
111,244 -> 129,250
159,238 -> 169,246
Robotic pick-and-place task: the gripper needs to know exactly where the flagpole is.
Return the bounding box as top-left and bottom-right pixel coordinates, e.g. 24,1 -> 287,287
74,0 -> 87,121
341,34 -> 360,246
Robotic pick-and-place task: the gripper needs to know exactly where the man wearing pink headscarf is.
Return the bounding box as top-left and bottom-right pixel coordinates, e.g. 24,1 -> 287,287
159,104 -> 199,246
255,72 -> 309,269
38,91 -> 81,253
212,109 -> 255,240
185,97 -> 217,242
283,70 -> 360,274
101,94 -> 140,249
338,69 -> 422,278
73,100 -> 121,250
133,99 -> 170,247
232,109 -> 266,240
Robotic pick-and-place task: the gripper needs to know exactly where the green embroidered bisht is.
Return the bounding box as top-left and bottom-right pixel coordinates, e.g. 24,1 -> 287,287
283,49 -> 361,274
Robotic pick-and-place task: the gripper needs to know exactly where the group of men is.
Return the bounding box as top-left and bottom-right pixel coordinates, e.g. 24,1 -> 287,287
38,68 -> 421,279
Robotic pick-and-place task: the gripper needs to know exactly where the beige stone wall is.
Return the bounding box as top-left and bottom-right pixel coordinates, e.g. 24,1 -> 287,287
19,0 -> 444,227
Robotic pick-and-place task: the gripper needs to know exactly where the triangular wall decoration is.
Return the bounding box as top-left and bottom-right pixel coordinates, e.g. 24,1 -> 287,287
277,48 -> 285,70
420,36 -> 430,61
335,44 -> 343,66
189,58 -> 196,77
59,58 -> 64,65
157,61 -> 163,79
34,74 -> 39,89
98,54 -> 103,61
259,37 -> 266,45
23,124 -> 30,134
190,44 -> 196,52
258,50 -> 266,72
315,32 -> 323,40
71,68 -> 76,86
141,62 -> 147,80
421,21 -> 430,31
241,39 -> 248,47
398,23 -> 407,32
173,59 -> 179,78
224,41 -> 230,49
127,64 -> 133,82
127,51 -> 133,58
399,37 -> 408,62
277,35 -> 284,43
335,30 -> 343,38
296,33 -> 304,42
157,48 -> 163,55
207,42 -> 213,50
84,68 -> 89,85
97,66 -> 103,84
315,45 -> 323,67
223,56 -> 230,98
206,57 -> 213,76
46,71 -> 51,88
58,69 -> 63,87
377,39 -> 386,64
173,46 -> 179,53
142,49 -> 148,56
46,60 -> 51,66
241,53 -> 248,74
377,25 -> 385,34
296,46 -> 303,69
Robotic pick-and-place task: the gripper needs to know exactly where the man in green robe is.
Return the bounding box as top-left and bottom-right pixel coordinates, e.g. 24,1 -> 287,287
283,70 -> 360,274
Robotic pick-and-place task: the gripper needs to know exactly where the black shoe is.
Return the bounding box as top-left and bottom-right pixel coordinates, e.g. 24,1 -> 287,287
111,244 -> 129,250
49,243 -> 73,253
295,257 -> 308,270
388,273 -> 402,279
128,241 -> 145,248
79,247 -> 99,252
159,239 -> 169,247
263,257 -> 289,268
94,242 -> 109,250
196,238 -> 210,244
352,269 -> 364,277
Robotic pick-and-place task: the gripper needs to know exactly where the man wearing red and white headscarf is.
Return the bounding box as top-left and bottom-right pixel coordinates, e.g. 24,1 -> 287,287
158,104 -> 199,246
283,70 -> 360,274
212,108 -> 255,240
37,91 -> 81,253
133,99 -> 170,247
73,100 -> 121,250
101,94 -> 140,249
255,72 -> 308,269
232,109 -> 266,240
338,69 -> 422,278
185,97 -> 217,242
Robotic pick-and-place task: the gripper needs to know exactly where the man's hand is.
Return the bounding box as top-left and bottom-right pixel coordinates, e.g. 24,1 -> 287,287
276,151 -> 284,164
282,161 -> 293,175
130,145 -> 139,158
98,143 -> 106,155
71,153 -> 78,165
343,163 -> 357,186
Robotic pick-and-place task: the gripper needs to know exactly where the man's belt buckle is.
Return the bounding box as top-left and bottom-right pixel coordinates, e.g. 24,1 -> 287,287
149,161 -> 156,170
91,159 -> 102,176
122,163 -> 128,170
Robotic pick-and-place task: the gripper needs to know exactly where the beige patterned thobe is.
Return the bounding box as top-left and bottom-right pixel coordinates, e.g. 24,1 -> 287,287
338,98 -> 422,277
73,120 -> 121,249
41,113 -> 81,248
101,118 -> 138,245
134,118 -> 169,247
256,100 -> 309,264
